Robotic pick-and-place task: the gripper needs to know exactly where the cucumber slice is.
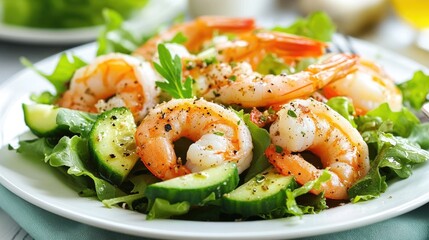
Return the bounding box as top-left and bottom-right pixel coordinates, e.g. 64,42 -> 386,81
89,107 -> 139,185
145,162 -> 239,204
22,103 -> 69,137
222,167 -> 294,217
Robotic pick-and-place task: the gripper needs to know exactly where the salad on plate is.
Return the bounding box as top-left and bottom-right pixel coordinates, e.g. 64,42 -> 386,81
10,10 -> 429,221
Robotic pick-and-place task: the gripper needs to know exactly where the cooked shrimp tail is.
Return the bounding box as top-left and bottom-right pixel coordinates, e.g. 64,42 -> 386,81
213,30 -> 327,69
133,16 -> 256,60
188,53 -> 358,108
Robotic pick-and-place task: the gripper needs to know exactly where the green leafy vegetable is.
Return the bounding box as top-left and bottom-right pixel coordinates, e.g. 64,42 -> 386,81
96,9 -> 144,56
2,0 -> 148,28
232,111 -> 271,182
256,54 -> 317,76
285,170 -> 330,216
397,70 -> 429,110
272,12 -> 336,42
102,193 -> 145,210
326,97 -> 357,127
21,54 -> 87,104
408,123 -> 429,150
154,44 -> 193,99
349,99 -> 429,202
102,174 -> 159,210
48,136 -> 124,200
256,54 -> 289,75
56,108 -> 98,137
16,138 -> 56,159
16,136 -> 124,200
147,198 -> 190,220
349,132 -> 429,201
359,103 -> 419,137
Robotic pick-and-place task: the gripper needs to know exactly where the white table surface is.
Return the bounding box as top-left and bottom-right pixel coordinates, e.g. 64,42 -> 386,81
0,1 -> 428,239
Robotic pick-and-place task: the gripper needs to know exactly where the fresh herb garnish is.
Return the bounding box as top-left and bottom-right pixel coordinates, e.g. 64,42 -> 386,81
21,54 -> 87,104
287,109 -> 297,118
228,75 -> 237,81
213,132 -> 225,136
154,44 -> 193,99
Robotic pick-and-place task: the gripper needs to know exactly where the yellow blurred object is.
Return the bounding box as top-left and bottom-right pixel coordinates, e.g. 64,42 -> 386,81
391,0 -> 429,29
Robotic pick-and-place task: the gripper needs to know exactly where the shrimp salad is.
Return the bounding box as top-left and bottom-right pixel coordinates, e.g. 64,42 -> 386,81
13,11 -> 429,221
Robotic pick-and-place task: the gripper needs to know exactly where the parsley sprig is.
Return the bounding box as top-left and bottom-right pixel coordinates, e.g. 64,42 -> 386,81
154,44 -> 193,99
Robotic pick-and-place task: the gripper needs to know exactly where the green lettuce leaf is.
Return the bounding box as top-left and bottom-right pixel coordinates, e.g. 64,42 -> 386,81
21,54 -> 87,104
102,174 -> 159,210
397,71 -> 429,110
15,137 -> 56,159
326,97 -> 357,127
96,9 -> 144,56
408,122 -> 429,150
56,108 -> 98,137
146,198 -> 190,220
285,170 -> 330,216
256,53 -> 318,75
256,54 -> 289,75
16,136 -> 124,200
272,12 -> 336,42
14,137 -> 95,197
47,136 -> 124,200
232,111 -> 271,182
357,103 -> 419,137
349,132 -> 429,201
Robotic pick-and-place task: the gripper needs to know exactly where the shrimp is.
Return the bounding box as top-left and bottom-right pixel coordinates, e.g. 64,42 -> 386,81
265,98 -> 369,200
135,98 -> 253,180
133,16 -> 256,60
57,53 -> 159,122
134,16 -> 327,68
322,58 -> 403,115
214,30 -> 327,69
186,53 -> 358,108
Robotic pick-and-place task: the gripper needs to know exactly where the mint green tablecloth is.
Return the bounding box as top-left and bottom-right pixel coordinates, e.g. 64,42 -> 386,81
0,185 -> 428,240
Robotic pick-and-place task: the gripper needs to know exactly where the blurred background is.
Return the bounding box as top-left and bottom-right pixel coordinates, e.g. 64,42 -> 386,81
0,0 -> 428,77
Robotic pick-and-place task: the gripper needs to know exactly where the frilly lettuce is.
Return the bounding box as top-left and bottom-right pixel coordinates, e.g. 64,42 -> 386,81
272,12 -> 336,42
324,97 -> 429,201
397,70 -> 429,110
2,0 -> 148,28
21,54 -> 87,104
257,12 -> 334,75
96,9 -> 144,56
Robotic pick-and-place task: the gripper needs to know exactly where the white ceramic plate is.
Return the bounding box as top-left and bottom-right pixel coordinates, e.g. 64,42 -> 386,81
0,0 -> 186,45
0,40 -> 429,240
